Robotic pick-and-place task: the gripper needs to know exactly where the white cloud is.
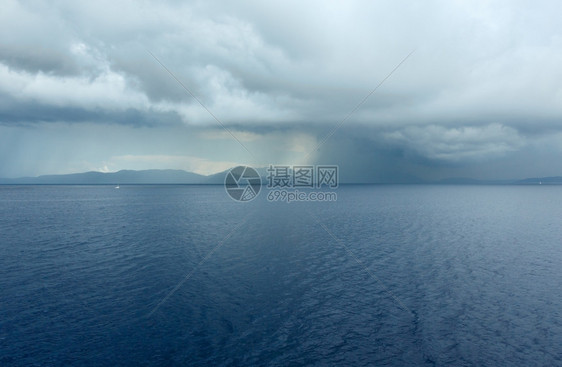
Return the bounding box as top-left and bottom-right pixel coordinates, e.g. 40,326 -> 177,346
0,62 -> 149,110
2,0 -> 562,179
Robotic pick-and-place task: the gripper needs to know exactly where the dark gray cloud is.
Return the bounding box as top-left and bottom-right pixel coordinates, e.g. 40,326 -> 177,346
1,0 -> 562,179
0,94 -> 181,127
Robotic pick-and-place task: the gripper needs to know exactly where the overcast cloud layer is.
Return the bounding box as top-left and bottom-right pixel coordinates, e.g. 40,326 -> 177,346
1,0 -> 562,181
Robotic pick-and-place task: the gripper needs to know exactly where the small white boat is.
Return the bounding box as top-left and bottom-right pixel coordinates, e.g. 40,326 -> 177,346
115,185 -> 120,189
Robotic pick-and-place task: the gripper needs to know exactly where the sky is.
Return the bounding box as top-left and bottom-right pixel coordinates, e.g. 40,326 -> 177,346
1,0 -> 562,182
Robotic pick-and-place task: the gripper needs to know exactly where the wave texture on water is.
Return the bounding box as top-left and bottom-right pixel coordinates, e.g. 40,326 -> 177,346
1,185 -> 561,366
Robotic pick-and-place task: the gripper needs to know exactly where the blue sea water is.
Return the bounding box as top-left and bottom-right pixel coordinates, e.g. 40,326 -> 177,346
0,185 -> 561,366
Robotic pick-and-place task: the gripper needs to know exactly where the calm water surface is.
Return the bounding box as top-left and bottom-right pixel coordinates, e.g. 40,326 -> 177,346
1,185 -> 561,366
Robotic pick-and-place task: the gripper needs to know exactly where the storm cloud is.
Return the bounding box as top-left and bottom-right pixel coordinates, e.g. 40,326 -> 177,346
1,0 -> 562,181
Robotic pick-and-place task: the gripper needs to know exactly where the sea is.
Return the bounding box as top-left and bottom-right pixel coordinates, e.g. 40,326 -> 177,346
0,185 -> 561,366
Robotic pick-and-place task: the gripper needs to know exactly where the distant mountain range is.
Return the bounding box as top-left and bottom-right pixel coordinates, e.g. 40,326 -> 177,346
1,169 -> 561,185
435,176 -> 562,185
0,169 -> 226,185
